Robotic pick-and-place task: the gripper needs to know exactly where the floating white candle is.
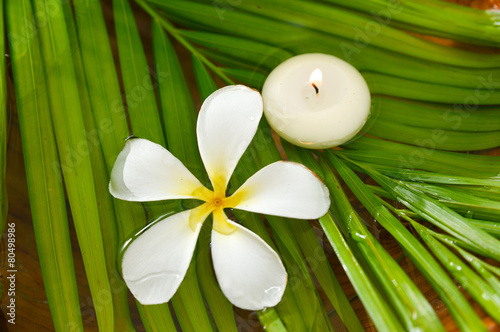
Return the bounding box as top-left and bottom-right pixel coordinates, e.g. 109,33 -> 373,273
262,53 -> 371,149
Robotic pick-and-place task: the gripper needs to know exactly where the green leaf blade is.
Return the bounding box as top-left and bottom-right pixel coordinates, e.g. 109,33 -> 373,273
340,136 -> 500,178
322,160 -> 444,331
231,0 -> 500,69
319,213 -> 404,332
327,154 -> 487,331
320,0 -> 500,47
369,169 -> 500,261
32,0 -> 114,329
72,0 -> 176,329
153,20 -> 203,179
114,0 -> 165,146
6,1 -> 84,329
417,225 -> 500,323
63,2 -> 136,329
290,220 -> 364,332
182,30 -> 293,71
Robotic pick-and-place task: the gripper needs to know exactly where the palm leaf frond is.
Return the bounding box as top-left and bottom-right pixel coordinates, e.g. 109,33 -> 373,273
6,1 -> 83,329
5,0 -> 500,330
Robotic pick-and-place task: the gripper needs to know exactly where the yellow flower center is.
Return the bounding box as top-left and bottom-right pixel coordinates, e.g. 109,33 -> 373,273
190,185 -> 244,235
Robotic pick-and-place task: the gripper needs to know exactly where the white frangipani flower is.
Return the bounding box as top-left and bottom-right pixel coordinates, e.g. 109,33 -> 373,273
110,85 -> 330,310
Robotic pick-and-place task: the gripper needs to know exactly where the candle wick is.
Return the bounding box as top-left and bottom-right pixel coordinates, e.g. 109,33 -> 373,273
312,83 -> 319,94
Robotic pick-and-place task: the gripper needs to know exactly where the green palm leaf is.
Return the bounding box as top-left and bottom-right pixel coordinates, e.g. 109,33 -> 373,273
325,164 -> 444,331
5,0 -> 500,330
319,210 -> 404,331
6,1 -> 83,329
71,0 -> 175,329
320,0 -> 500,47
63,1 -> 133,329
416,224 -> 500,322
31,0 -> 114,329
326,154 -> 487,330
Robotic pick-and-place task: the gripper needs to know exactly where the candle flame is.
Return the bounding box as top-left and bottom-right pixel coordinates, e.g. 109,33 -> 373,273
309,68 -> 322,84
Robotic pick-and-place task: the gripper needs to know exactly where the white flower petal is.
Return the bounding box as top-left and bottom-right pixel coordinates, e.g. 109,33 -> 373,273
121,208 -> 210,305
230,161 -> 330,219
197,85 -> 263,193
110,138 -> 206,202
211,214 -> 287,311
